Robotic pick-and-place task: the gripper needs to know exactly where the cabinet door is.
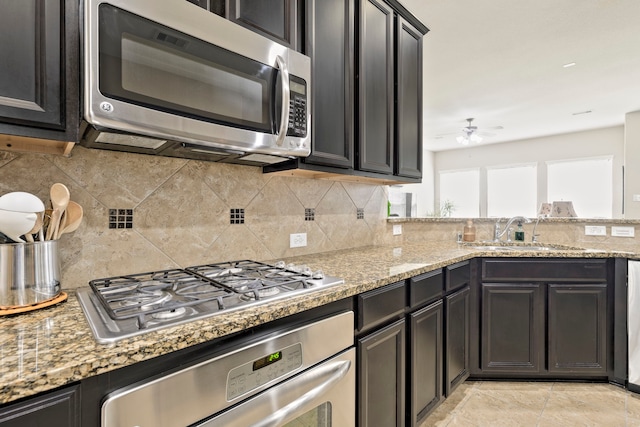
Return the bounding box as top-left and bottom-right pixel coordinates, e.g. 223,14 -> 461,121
358,0 -> 394,174
358,319 -> 406,427
0,385 -> 80,427
0,0 -> 63,129
228,0 -> 299,50
395,16 -> 422,179
481,284 -> 544,373
548,284 -> 608,375
304,0 -> 354,168
445,286 -> 470,396
409,300 -> 443,426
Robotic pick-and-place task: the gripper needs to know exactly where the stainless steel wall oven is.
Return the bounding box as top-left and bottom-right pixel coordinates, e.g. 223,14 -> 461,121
99,309 -> 355,427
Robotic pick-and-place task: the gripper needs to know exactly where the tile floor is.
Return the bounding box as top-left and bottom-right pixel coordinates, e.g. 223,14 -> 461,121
421,381 -> 640,426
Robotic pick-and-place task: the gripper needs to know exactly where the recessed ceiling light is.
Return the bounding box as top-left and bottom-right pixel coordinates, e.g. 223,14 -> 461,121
563,62 -> 576,68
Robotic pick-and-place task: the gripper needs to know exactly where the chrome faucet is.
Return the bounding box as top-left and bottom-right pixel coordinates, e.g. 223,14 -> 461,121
494,216 -> 532,242
531,216 -> 542,242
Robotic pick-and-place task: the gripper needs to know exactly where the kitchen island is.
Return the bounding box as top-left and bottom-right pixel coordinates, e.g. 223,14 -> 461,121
0,241 -> 635,414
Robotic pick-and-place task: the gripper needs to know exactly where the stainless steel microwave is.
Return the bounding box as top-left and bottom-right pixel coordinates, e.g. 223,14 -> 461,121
81,0 -> 311,165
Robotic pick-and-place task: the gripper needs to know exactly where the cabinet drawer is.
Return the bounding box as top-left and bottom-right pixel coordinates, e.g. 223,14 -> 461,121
357,281 -> 406,334
409,269 -> 443,309
482,259 -> 607,282
445,261 -> 470,292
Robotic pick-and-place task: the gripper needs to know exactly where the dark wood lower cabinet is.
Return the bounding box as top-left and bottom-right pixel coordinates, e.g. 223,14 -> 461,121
409,300 -> 443,427
548,284 -> 608,374
480,283 -> 545,373
445,286 -> 470,395
358,319 -> 406,427
0,385 -> 80,427
478,263 -> 611,379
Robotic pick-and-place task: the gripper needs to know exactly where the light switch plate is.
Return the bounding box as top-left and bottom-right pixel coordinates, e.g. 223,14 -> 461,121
584,225 -> 606,236
634,194 -> 640,202
611,226 -> 635,237
393,224 -> 402,235
290,233 -> 307,248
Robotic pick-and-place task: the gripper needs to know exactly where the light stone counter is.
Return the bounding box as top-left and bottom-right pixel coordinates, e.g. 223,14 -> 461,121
0,241 -> 635,405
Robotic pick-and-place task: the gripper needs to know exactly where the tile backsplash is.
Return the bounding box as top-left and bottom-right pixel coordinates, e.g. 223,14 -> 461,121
0,147 -> 390,289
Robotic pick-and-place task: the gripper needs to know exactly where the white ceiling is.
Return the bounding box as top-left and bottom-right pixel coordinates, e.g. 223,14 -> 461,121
400,0 -> 640,151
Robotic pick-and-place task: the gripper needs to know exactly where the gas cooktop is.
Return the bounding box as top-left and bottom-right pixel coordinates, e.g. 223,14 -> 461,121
77,260 -> 344,344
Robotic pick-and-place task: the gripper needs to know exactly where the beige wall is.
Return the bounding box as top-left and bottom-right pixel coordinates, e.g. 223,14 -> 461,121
626,111 -> 640,218
433,126 -> 625,218
0,147 -> 392,289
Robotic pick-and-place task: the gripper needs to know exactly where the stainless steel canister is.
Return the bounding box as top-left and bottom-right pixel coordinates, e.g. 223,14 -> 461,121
0,240 -> 61,307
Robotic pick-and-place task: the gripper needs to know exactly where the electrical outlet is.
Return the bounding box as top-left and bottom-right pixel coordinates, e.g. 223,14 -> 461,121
393,224 -> 402,235
290,233 -> 307,248
584,226 -> 606,236
611,226 -> 635,237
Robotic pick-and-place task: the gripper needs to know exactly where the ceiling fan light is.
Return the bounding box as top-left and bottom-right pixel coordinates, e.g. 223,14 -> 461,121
456,135 -> 469,145
470,134 -> 483,143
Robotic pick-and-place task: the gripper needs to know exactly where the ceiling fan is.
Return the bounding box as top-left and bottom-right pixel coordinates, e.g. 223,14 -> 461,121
436,118 -> 503,145
457,118 -> 483,145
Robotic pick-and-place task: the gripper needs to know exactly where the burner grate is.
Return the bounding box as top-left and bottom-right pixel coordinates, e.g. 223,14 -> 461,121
84,260 -> 343,334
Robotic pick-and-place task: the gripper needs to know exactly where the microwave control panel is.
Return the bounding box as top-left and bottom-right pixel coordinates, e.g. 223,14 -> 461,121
287,76 -> 308,138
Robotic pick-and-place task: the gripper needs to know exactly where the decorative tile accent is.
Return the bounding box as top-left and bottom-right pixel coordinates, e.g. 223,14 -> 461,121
357,208 -> 364,220
109,209 -> 133,229
305,208 -> 315,221
230,208 -> 245,224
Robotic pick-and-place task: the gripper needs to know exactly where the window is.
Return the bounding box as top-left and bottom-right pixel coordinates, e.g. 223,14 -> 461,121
547,157 -> 613,218
487,164 -> 537,218
439,169 -> 479,217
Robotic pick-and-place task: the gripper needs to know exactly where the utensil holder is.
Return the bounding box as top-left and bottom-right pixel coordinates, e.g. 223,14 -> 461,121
0,240 -> 61,307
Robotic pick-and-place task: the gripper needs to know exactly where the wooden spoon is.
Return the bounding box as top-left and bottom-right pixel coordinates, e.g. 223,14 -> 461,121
56,201 -> 83,238
45,183 -> 70,240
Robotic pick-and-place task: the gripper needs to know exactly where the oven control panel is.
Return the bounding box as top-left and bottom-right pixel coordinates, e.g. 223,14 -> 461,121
227,342 -> 303,401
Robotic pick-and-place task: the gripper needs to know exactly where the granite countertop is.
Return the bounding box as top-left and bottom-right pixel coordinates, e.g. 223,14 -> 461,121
0,241 -> 636,405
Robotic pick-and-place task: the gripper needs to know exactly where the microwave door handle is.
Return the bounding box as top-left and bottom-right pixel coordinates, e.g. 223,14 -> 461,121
250,359 -> 351,427
274,55 -> 290,147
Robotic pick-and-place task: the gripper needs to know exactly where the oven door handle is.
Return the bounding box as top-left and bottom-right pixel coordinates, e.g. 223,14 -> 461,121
250,358 -> 352,427
274,55 -> 290,147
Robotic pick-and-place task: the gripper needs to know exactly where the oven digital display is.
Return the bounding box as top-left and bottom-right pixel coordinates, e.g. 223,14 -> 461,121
253,351 -> 283,371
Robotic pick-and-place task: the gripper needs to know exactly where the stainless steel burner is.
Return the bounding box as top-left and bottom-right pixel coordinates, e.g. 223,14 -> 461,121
77,260 -> 345,343
152,307 -> 187,320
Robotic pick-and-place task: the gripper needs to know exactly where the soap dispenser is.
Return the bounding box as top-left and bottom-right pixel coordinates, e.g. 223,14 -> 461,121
463,220 -> 476,242
515,221 -> 525,241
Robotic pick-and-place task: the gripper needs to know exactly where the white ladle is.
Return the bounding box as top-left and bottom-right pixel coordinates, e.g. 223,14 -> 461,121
0,209 -> 37,243
0,191 -> 45,213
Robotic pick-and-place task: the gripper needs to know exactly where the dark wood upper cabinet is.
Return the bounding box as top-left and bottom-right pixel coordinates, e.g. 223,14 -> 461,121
358,0 -> 394,174
228,0 -> 300,50
303,0 -> 354,168
264,0 -> 428,184
0,0 -> 79,146
395,16 -> 423,179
